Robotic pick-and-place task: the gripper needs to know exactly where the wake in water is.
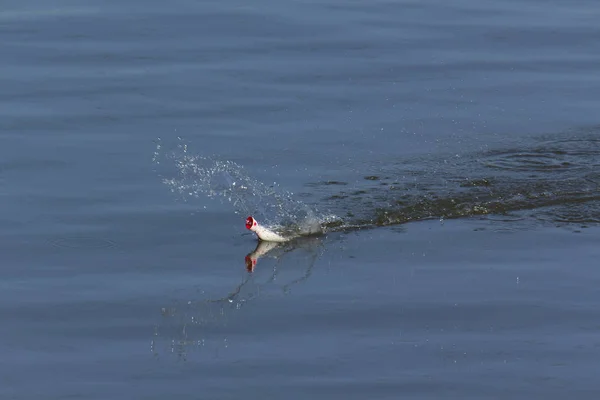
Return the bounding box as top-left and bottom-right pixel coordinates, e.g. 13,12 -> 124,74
153,138 -> 336,235
313,130 -> 600,229
154,129 -> 600,239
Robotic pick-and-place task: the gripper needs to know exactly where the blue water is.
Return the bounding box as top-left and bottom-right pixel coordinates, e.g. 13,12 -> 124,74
2,0 -> 600,398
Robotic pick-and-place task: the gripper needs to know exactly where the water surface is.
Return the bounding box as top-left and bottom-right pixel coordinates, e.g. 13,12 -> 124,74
2,0 -> 600,398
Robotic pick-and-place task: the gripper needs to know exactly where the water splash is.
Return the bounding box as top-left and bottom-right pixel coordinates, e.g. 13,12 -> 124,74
153,138 -> 337,233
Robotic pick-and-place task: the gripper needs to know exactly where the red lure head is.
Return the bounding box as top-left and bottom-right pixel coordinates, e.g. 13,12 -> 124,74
245,216 -> 256,230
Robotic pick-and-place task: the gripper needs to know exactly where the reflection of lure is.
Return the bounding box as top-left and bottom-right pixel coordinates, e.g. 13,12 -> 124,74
244,240 -> 282,272
245,216 -> 289,242
244,235 -> 322,273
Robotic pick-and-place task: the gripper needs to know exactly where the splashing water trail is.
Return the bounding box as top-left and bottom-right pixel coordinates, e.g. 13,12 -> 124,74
154,138 -> 334,233
155,130 -> 600,235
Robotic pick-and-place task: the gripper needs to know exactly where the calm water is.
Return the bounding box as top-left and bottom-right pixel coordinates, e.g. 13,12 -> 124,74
2,0 -> 600,398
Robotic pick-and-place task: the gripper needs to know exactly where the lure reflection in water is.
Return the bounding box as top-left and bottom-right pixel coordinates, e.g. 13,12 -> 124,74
151,238 -> 323,360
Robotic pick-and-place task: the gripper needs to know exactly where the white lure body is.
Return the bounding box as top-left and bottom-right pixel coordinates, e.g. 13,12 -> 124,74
246,216 -> 289,242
